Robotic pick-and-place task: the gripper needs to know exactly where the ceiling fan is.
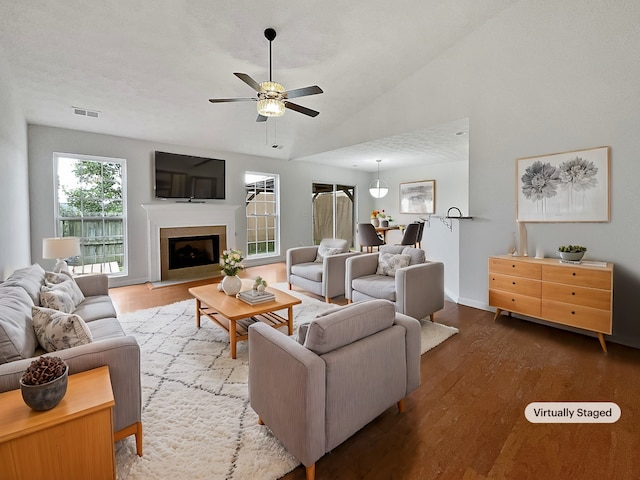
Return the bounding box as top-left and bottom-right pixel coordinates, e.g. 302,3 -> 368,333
209,28 -> 323,122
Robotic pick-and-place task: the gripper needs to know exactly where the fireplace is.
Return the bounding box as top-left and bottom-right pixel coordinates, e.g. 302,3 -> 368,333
160,226 -> 226,281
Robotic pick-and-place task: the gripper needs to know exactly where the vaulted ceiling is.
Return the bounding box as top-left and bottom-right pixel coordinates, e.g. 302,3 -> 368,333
0,0 -> 515,171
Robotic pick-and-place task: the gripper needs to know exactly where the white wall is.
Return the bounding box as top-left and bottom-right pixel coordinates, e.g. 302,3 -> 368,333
301,1 -> 640,347
27,125 -> 372,286
0,52 -> 30,279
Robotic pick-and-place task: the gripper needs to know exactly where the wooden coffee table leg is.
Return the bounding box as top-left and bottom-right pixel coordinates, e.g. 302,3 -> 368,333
287,306 -> 294,336
230,319 -> 237,359
195,299 -> 201,328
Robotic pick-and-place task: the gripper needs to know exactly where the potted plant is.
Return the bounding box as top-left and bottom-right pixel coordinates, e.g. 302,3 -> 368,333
19,356 -> 69,411
377,210 -> 393,227
220,249 -> 245,295
558,245 -> 587,261
371,210 -> 380,227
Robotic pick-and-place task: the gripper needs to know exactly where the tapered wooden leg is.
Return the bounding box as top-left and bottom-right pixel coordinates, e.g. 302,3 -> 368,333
114,421 -> 144,456
397,399 -> 405,413
288,283 -> 292,290
258,417 -> 264,425
598,333 -> 608,353
325,296 -> 331,303
195,298 -> 201,328
305,464 -> 315,480
429,313 -> 435,322
493,308 -> 503,321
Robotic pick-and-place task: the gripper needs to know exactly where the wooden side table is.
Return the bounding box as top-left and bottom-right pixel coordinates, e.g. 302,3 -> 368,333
0,365 -> 116,480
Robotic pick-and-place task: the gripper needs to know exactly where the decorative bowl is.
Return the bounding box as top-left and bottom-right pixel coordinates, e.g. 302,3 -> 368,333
20,365 -> 69,411
559,251 -> 585,262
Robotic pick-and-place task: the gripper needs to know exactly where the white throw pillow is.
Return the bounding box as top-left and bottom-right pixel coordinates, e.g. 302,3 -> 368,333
44,271 -> 85,306
314,245 -> 343,263
39,288 -> 76,313
31,306 -> 93,352
376,253 -> 411,276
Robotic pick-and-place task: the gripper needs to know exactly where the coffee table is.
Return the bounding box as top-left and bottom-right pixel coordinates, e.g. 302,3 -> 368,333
188,284 -> 302,359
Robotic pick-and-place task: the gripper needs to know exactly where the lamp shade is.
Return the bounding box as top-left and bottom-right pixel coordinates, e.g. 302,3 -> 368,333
42,237 -> 81,259
369,179 -> 389,199
257,99 -> 285,117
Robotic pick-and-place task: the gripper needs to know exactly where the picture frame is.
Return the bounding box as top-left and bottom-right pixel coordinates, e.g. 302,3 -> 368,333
400,180 -> 435,214
516,146 -> 610,222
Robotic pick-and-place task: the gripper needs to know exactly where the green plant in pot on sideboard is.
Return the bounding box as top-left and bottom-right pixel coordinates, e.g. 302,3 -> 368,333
220,249 -> 245,295
377,210 -> 393,228
558,245 -> 587,262
19,356 -> 69,411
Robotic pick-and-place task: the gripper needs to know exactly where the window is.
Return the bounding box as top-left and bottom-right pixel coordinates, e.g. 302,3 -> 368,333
54,153 -> 127,276
245,172 -> 279,257
312,183 -> 355,246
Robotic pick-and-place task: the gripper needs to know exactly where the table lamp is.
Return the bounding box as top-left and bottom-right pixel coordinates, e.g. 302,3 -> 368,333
42,237 -> 81,272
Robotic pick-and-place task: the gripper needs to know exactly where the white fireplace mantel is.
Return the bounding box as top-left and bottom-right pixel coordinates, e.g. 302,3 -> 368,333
142,203 -> 240,281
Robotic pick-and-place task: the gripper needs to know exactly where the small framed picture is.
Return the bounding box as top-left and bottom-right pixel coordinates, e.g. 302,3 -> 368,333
400,180 -> 435,214
516,146 -> 610,222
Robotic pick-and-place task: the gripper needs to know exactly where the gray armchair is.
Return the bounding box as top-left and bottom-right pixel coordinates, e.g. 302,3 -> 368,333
345,245 -> 444,321
287,238 -> 359,302
248,299 -> 421,480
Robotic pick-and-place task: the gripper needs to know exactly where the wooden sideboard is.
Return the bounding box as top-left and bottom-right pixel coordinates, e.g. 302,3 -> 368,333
488,255 -> 613,352
0,366 -> 116,480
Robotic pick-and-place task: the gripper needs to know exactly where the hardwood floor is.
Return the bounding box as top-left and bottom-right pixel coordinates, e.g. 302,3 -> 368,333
109,263 -> 640,480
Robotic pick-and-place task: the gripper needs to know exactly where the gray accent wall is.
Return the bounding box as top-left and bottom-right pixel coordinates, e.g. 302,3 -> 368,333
0,54 -> 30,280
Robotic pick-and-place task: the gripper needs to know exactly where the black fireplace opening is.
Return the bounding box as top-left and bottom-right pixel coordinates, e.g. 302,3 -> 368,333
168,235 -> 220,270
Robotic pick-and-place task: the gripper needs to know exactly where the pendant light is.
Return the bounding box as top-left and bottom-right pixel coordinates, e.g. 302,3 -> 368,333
369,159 -> 389,198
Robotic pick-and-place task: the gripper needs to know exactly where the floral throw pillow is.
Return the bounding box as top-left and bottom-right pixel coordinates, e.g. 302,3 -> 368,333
376,253 -> 411,277
31,306 -> 93,352
39,288 -> 76,314
314,246 -> 343,263
44,271 -> 85,306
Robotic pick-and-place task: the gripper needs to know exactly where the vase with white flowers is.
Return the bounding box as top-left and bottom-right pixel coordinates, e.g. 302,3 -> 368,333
220,249 -> 244,295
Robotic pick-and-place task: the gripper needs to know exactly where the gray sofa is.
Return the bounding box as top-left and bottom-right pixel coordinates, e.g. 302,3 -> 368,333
287,238 -> 360,302
248,299 -> 421,480
0,264 -> 142,455
345,245 -> 445,321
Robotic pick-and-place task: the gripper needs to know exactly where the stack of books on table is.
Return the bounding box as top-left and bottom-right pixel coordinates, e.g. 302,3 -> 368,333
237,290 -> 276,305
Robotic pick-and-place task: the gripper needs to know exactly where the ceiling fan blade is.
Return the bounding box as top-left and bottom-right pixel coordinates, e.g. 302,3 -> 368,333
209,98 -> 256,103
234,72 -> 262,92
285,102 -> 320,117
256,114 -> 268,122
286,85 -> 323,99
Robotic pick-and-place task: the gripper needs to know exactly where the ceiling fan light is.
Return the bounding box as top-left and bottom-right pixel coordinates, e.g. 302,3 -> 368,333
259,81 -> 285,94
257,99 -> 285,117
369,179 -> 389,198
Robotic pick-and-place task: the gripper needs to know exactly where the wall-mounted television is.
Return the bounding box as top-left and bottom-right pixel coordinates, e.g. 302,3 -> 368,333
154,151 -> 225,200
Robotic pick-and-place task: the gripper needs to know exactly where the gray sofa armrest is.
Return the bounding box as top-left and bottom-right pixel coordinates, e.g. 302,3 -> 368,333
395,261 -> 445,320
74,273 -> 109,297
393,313 -> 421,394
0,336 -> 141,433
344,253 -> 379,301
286,246 -> 319,282
248,322 -> 326,468
322,252 -> 360,299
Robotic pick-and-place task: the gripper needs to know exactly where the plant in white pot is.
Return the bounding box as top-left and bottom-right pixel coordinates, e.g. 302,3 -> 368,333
220,249 -> 245,295
558,245 -> 587,261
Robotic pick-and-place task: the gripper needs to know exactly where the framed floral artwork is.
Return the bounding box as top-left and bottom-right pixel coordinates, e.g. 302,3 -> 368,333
400,180 -> 435,214
516,146 -> 610,222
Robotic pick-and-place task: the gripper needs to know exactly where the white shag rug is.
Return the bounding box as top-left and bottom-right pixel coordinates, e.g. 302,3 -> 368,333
115,285 -> 457,479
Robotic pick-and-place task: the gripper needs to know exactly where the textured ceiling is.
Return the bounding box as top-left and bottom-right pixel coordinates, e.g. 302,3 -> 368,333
0,1 -> 513,171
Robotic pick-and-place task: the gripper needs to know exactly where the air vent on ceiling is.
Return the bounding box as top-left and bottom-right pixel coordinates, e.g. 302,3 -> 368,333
72,107 -> 100,118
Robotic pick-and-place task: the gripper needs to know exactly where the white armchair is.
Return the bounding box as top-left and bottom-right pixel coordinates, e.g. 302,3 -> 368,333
287,238 -> 360,303
345,245 -> 444,321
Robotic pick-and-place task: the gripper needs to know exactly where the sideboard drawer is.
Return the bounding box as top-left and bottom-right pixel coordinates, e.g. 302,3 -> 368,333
541,300 -> 611,334
489,273 -> 541,297
541,283 -> 611,310
489,289 -> 541,318
542,265 -> 611,289
489,257 -> 541,279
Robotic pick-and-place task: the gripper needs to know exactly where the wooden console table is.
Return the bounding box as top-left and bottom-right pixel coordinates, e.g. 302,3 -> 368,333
0,366 -> 116,480
488,255 -> 613,352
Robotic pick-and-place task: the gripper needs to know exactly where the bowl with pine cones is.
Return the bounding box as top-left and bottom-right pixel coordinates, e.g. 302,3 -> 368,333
19,356 -> 69,411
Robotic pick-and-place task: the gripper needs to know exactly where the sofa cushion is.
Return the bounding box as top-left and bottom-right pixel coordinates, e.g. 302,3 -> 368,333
303,300 -> 396,355
314,245 -> 344,263
73,296 -> 118,323
401,247 -> 426,265
352,275 -> 396,302
3,264 -> 46,305
32,306 -> 93,352
290,263 -> 324,282
44,271 -> 85,306
379,245 -> 405,255
0,286 -> 38,363
39,288 -> 76,314
376,253 -> 411,276
85,318 -> 125,341
297,305 -> 342,344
